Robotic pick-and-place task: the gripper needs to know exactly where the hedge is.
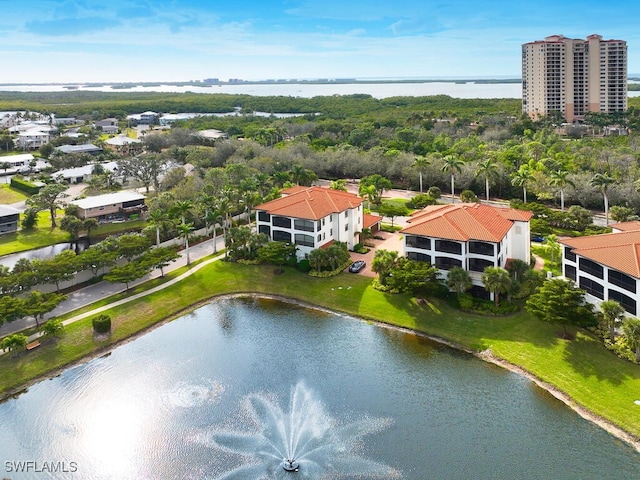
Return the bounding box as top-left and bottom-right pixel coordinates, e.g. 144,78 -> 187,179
10,176 -> 41,195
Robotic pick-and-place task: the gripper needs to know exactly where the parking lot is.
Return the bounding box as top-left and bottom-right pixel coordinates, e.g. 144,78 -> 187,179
346,230 -> 403,278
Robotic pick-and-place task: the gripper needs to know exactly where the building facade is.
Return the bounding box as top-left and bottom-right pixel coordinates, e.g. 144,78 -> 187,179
522,34 -> 627,123
401,204 -> 532,295
255,186 -> 371,261
561,228 -> 640,316
70,190 -> 146,221
0,205 -> 20,235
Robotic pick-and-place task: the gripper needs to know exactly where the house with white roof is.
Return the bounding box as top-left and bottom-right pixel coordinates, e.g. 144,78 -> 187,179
0,205 -> 20,235
400,203 -> 533,297
70,190 -> 146,221
15,128 -> 52,150
56,161 -> 119,184
560,224 -> 640,316
55,144 -> 103,156
255,186 -> 381,261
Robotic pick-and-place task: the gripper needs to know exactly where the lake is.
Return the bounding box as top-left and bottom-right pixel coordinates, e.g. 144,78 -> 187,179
0,297 -> 638,479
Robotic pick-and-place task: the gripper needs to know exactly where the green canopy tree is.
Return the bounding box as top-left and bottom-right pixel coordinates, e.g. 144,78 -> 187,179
0,296 -> 25,325
378,201 -> 409,227
104,261 -> 151,291
41,318 -> 65,341
139,246 -> 180,277
23,291 -> 68,327
258,241 -> 297,274
386,257 -> 441,295
526,278 -> 595,338
26,183 -> 67,228
359,174 -> 392,206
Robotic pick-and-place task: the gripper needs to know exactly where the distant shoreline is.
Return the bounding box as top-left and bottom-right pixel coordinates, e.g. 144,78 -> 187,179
0,78 -> 524,88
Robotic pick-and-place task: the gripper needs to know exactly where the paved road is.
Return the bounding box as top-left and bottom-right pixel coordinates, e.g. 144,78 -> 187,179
0,234 -> 225,338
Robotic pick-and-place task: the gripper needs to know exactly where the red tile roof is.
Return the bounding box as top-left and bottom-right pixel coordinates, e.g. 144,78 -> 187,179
363,213 -> 382,229
561,231 -> 640,277
401,203 -> 532,242
256,186 -> 364,220
610,221 -> 640,232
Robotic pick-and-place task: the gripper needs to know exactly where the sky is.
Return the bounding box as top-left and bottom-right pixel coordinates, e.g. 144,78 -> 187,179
1,0 -> 640,83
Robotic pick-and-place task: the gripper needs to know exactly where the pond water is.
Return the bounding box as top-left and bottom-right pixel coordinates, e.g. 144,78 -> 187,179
0,297 -> 638,479
0,240 -> 90,270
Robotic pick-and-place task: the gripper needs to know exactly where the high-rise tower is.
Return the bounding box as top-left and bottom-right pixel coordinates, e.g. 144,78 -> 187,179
522,34 -> 627,123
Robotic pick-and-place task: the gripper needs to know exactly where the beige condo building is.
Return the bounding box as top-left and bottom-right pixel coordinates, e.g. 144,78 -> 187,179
522,34 -> 627,123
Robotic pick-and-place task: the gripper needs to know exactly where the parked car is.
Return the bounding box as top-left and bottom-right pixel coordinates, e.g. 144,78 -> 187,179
531,235 -> 545,243
349,260 -> 366,273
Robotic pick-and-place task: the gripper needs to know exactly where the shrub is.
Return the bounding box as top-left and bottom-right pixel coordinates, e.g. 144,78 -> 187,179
460,190 -> 479,203
406,193 -> 436,209
427,186 -> 441,199
10,176 -> 41,195
92,314 -> 112,334
297,259 -> 311,273
458,293 -> 474,310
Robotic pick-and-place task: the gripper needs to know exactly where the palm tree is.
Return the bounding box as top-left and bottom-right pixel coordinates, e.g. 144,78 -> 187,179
178,222 -> 194,266
622,317 -> 640,362
0,162 -> 10,183
590,172 -> 615,225
412,155 -> 431,193
330,179 -> 347,191
199,191 -> 217,236
441,154 -> 465,202
1,333 -> 28,357
482,266 -> 511,306
511,167 -> 535,203
475,158 -> 499,202
600,300 -> 625,340
548,170 -> 575,211
447,266 -> 472,296
172,199 -> 194,225
147,209 -> 166,247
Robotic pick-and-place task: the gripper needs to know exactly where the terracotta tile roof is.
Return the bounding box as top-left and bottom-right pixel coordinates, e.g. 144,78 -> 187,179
363,213 -> 382,229
561,231 -> 640,277
401,203 -> 532,242
256,186 -> 364,220
610,221 -> 640,232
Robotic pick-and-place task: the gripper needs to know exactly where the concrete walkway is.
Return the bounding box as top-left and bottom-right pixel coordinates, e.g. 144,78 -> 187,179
0,235 -> 225,347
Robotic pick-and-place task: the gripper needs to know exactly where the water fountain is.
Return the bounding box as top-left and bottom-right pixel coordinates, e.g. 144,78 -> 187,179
204,381 -> 401,479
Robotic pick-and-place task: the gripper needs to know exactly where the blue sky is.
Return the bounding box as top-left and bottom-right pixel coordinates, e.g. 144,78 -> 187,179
2,0 -> 639,83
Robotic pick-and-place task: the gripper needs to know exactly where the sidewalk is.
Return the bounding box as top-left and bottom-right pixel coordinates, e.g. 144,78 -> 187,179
0,234 -> 225,339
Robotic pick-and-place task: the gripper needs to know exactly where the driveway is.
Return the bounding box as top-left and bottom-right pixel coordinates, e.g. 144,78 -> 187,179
347,230 -> 403,278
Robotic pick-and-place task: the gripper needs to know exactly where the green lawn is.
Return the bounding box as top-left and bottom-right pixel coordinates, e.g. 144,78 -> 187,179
93,219 -> 147,237
0,210 -> 70,256
0,184 -> 28,204
2,261 -> 640,442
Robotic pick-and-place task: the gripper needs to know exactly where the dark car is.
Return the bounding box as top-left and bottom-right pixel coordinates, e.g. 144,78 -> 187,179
531,235 -> 545,243
349,260 -> 366,273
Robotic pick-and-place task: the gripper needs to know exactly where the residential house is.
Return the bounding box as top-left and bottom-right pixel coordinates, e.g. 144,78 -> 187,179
15,128 -> 52,150
104,135 -> 142,155
127,111 -> 158,125
55,144 -> 103,156
53,117 -> 77,126
560,227 -> 640,316
255,186 -> 376,261
0,205 -> 20,235
94,118 -> 119,134
70,190 -> 146,221
401,203 -> 533,297
56,161 -> 119,184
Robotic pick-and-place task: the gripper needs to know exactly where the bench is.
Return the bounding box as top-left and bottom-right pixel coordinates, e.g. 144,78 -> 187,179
26,340 -> 41,351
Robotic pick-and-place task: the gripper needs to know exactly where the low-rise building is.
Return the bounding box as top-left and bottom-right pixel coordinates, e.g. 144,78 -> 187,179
94,118 -> 119,134
55,144 -> 103,156
560,228 -> 640,316
255,186 -> 374,261
70,190 -> 146,222
401,203 -> 532,297
0,205 -> 20,235
56,161 -> 119,184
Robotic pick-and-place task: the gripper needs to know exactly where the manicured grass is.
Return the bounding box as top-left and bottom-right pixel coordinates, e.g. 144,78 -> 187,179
0,184 -> 28,204
0,210 -> 70,256
93,219 -> 147,237
1,261 -> 640,442
531,244 -> 562,276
